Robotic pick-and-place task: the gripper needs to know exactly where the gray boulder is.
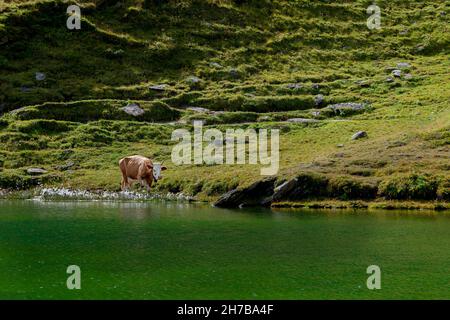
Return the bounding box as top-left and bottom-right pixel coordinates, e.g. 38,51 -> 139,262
35,72 -> 46,81
187,107 -> 210,113
229,68 -> 240,78
287,118 -> 319,123
327,102 -> 367,114
26,168 -> 47,175
149,84 -> 168,91
210,62 -> 222,68
186,76 -> 201,84
311,83 -> 320,90
392,69 -> 402,78
122,103 -> 145,117
351,131 -> 368,140
397,62 -> 411,69
314,94 -> 325,107
286,83 -> 302,90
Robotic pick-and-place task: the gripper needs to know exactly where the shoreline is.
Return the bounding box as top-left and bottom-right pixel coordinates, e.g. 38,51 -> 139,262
0,187 -> 448,211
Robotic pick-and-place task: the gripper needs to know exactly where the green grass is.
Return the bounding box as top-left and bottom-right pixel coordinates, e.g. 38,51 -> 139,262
0,0 -> 449,202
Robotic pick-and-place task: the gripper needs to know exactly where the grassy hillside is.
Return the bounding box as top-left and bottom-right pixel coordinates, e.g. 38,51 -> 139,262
0,0 -> 449,204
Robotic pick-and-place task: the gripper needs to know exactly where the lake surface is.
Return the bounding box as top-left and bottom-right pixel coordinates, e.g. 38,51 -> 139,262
0,200 -> 449,299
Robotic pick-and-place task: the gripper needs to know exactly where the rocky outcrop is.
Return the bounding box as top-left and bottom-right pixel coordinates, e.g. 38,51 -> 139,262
214,173 -> 330,208
214,172 -> 380,208
214,178 -> 276,208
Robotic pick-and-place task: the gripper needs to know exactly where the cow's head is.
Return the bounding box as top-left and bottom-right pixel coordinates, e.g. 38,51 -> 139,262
151,163 -> 167,182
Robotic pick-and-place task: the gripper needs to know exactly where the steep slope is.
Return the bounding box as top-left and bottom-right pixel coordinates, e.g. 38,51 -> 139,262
0,0 -> 449,205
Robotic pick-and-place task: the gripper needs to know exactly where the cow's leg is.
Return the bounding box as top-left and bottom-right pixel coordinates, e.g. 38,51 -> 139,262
119,159 -> 129,191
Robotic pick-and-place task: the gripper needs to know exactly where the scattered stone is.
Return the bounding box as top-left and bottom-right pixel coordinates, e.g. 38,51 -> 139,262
26,168 -> 47,175
311,111 -> 321,117
229,68 -> 240,78
386,77 -> 394,83
122,103 -> 145,117
287,118 -> 319,124
149,84 -> 168,91
392,69 -> 402,78
356,80 -> 370,88
404,73 -> 413,80
337,144 -> 344,148
351,131 -> 368,140
327,102 -> 367,113
314,94 -> 325,107
56,161 -> 75,171
396,62 -> 411,69
311,83 -> 320,90
186,76 -> 201,84
187,107 -> 210,113
35,72 -> 46,81
286,83 -> 302,90
210,62 -> 222,68
415,45 -> 425,53
258,115 -> 270,122
20,86 -> 32,93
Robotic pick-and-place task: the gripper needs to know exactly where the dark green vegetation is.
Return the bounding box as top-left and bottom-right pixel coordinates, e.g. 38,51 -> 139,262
1,200 -> 450,299
0,0 -> 449,203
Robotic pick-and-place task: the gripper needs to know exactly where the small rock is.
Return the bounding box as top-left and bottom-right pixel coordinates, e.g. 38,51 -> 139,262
314,94 -> 325,107
311,83 -> 320,90
210,62 -> 222,68
286,83 -> 302,90
56,161 -> 75,171
258,116 -> 270,122
187,107 -> 210,113
356,80 -> 370,88
122,103 -> 145,117
229,68 -> 240,78
386,77 -> 394,83
20,86 -> 32,93
35,72 -> 46,81
399,29 -> 409,35
392,69 -> 402,77
327,102 -> 367,113
337,144 -> 344,148
287,118 -> 319,124
311,111 -> 321,117
186,76 -> 201,84
404,73 -> 413,80
351,131 -> 368,140
149,84 -> 168,91
396,62 -> 411,69
26,168 -> 47,175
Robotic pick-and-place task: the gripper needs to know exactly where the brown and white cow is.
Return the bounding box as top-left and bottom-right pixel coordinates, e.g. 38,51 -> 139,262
119,155 -> 167,191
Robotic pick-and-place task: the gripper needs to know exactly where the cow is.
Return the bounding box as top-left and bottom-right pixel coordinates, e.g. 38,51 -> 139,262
119,155 -> 167,191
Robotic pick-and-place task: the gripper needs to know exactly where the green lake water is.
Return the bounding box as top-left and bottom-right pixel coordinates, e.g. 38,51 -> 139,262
0,200 -> 449,299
